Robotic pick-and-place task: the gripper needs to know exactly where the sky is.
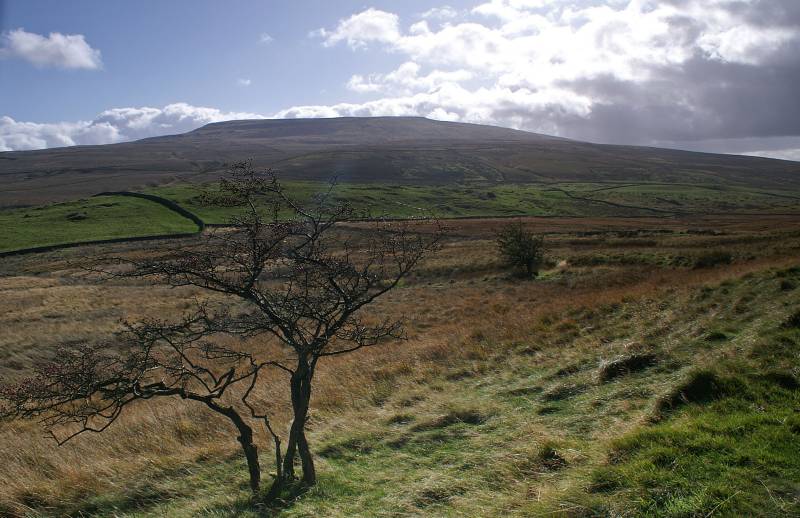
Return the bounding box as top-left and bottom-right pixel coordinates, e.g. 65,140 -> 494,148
1,0 -> 799,160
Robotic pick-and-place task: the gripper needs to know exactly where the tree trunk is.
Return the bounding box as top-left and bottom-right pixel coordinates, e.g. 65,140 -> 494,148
203,400 -> 261,493
297,423 -> 316,485
237,427 -> 262,493
282,358 -> 316,486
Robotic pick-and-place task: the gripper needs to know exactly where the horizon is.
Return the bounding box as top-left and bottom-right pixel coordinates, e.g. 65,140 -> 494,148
2,1 -> 800,160
0,115 -> 800,163
4,114 -> 800,163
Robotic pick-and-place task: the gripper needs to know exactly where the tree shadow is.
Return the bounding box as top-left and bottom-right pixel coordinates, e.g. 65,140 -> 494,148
200,480 -> 312,517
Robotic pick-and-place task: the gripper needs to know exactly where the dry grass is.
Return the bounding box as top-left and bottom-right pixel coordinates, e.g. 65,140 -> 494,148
0,215 -> 799,515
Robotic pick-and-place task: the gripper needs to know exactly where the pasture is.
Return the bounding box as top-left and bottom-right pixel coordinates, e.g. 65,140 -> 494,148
0,195 -> 198,253
3,180 -> 800,254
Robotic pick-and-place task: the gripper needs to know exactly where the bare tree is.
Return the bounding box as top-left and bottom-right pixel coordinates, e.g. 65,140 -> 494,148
0,163 -> 442,499
496,220 -> 545,278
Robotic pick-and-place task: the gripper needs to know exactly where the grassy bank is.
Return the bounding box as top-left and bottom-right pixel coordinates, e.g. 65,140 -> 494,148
2,181 -> 800,254
0,195 -> 198,253
149,181 -> 800,225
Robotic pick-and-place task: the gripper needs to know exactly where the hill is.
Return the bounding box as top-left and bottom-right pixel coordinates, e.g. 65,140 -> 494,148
1,116 -> 798,207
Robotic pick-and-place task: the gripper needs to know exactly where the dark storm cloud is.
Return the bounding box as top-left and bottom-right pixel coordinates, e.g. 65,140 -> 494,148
531,0 -> 800,154
678,0 -> 800,28
559,47 -> 800,146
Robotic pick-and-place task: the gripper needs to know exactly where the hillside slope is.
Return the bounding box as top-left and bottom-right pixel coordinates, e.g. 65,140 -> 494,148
1,218 -> 798,516
2,117 -> 799,207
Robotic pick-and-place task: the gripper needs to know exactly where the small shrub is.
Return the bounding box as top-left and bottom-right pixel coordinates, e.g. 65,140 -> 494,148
496,220 -> 545,277
367,380 -> 395,406
387,413 -> 416,425
413,481 -> 465,508
537,405 -> 560,415
502,385 -> 543,397
779,279 -> 796,291
554,362 -> 583,378
775,266 -> 800,278
318,435 -> 375,459
588,467 -> 622,493
513,441 -> 568,477
397,393 -> 426,407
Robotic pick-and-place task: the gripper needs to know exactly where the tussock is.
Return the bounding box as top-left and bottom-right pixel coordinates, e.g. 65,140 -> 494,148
411,406 -> 494,432
541,383 -> 589,402
782,310 -> 800,329
597,353 -> 659,382
653,369 -> 724,418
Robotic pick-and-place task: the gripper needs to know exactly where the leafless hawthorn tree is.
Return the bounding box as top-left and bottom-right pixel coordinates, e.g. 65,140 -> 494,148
0,162 -> 442,499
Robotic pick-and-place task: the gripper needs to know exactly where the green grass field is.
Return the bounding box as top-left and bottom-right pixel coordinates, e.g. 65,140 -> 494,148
3,180 -> 800,253
148,182 -> 611,222
566,182 -> 800,214
0,195 -> 199,253
149,181 -> 800,225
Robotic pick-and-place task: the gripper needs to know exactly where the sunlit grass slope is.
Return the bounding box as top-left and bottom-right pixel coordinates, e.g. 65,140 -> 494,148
14,263 -> 794,517
149,181 -> 800,224
0,195 -> 198,253
4,180 -> 800,254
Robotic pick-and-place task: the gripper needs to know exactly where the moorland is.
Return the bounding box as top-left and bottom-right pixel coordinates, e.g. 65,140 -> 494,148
1,118 -> 799,517
1,213 -> 799,516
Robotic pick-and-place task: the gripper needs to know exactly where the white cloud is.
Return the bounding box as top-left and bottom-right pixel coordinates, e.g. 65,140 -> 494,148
697,24 -> 796,65
0,103 -> 264,151
237,78 -> 252,86
346,62 -> 474,95
0,28 -> 102,69
745,149 -> 800,161
471,0 -> 550,22
259,32 -> 274,44
420,6 -> 459,20
329,0 -> 795,77
296,0 -> 800,147
274,83 -> 592,136
346,75 -> 383,93
0,116 -> 119,151
315,8 -> 401,49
